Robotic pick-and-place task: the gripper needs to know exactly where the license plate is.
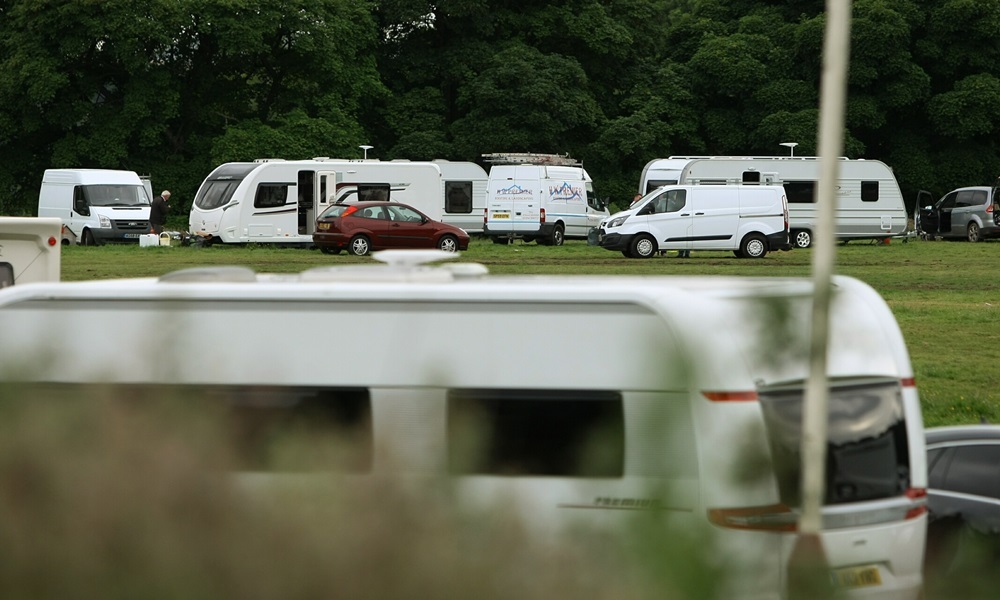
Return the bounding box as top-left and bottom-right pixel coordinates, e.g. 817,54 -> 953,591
492,213 -> 510,219
124,233 -> 139,238
830,565 -> 881,589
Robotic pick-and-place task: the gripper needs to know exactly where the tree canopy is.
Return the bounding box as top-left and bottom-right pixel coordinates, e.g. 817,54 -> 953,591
0,0 -> 997,215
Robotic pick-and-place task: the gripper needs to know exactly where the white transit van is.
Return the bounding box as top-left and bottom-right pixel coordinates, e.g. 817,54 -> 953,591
638,156 -> 909,248
598,182 -> 790,258
0,217 -> 61,287
189,158 -> 487,244
38,169 -> 152,245
483,153 -> 609,245
0,252 -> 927,599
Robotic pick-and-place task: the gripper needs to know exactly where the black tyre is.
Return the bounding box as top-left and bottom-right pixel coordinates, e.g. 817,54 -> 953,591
629,233 -> 656,258
740,233 -> 768,258
437,234 -> 459,252
550,224 -> 565,246
733,250 -> 744,258
348,235 -> 371,256
82,229 -> 97,246
793,229 -> 812,248
968,222 -> 981,243
621,249 -> 632,258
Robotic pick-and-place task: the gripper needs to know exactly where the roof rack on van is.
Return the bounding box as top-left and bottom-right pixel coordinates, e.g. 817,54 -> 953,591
481,153 -> 581,167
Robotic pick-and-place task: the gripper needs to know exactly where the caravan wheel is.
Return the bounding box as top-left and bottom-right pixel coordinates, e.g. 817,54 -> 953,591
793,230 -> 812,248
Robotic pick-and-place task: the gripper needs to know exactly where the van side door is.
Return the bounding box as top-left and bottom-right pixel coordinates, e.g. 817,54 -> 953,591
688,186 -> 740,249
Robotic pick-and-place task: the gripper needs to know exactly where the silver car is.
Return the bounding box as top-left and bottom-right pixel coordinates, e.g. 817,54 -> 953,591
917,182 -> 1000,242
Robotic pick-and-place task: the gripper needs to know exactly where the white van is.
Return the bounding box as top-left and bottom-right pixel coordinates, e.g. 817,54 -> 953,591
0,217 -> 61,287
483,154 -> 609,245
189,158 -> 487,244
38,169 -> 152,245
639,156 -> 909,248
599,182 -> 790,258
0,252 -> 927,599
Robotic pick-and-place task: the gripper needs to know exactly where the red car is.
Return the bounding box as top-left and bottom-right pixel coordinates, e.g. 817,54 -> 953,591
313,201 -> 470,255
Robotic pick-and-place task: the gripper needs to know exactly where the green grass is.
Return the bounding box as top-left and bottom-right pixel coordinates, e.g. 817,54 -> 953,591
60,236 -> 1000,427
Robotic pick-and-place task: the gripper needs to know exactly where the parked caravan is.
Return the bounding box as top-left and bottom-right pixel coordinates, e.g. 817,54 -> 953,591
189,158 -> 488,245
639,156 -> 909,248
433,159 -> 489,233
0,217 -> 61,287
637,158 -> 697,194
0,252 -> 927,599
483,153 -> 609,245
38,169 -> 152,245
598,182 -> 790,258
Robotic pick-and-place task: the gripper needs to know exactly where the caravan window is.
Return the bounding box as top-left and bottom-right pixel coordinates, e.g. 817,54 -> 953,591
861,181 -> 879,202
357,184 -> 390,202
447,389 -> 624,478
254,184 -> 289,209
194,180 -> 241,210
445,182 -> 473,213
784,181 -> 816,204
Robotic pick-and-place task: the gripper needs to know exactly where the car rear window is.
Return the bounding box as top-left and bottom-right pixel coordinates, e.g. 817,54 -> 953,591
319,204 -> 351,219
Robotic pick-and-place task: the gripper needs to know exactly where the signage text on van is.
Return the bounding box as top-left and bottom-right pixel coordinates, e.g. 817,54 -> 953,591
548,182 -> 583,202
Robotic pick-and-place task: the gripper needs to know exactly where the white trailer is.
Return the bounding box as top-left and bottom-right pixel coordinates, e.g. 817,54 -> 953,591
639,156 -> 909,247
0,252 -> 927,599
0,217 -> 61,287
189,158 -> 488,245
38,169 -> 152,245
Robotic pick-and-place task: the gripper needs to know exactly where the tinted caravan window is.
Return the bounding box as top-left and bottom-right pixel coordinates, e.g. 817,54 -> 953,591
784,181 -> 816,204
760,380 -> 909,506
448,389 -> 624,477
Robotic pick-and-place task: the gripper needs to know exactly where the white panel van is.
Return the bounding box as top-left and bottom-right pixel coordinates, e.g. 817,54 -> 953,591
38,169 -> 152,245
0,252 -> 927,599
598,183 -> 790,258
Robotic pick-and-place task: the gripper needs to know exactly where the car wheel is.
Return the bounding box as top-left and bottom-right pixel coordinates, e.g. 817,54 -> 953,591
794,229 -> 812,248
437,234 -> 459,252
740,233 -> 768,258
629,233 -> 656,258
348,235 -> 371,256
551,224 -> 565,246
320,247 -> 342,255
967,222 -> 981,243
82,229 -> 96,246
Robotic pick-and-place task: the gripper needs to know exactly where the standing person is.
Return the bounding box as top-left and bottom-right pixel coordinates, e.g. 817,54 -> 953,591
149,190 -> 171,234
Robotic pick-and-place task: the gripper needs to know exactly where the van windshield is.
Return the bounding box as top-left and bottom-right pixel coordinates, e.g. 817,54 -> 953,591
83,185 -> 150,207
759,380 -> 910,506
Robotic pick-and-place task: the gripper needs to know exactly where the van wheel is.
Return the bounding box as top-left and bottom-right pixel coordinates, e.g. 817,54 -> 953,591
348,235 -> 371,256
82,229 -> 96,246
733,250 -> 744,258
740,234 -> 768,258
550,224 -> 565,246
437,234 -> 459,252
793,230 -> 812,248
629,234 -> 656,258
621,249 -> 633,258
968,222 -> 981,243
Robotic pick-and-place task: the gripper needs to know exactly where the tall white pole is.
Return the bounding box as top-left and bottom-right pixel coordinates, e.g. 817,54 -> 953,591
790,0 -> 851,596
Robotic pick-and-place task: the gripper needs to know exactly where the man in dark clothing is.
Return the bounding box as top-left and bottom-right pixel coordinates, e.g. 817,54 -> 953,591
150,190 -> 171,234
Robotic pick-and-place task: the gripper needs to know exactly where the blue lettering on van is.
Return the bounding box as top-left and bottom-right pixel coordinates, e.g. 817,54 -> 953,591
549,182 -> 583,202
496,184 -> 532,196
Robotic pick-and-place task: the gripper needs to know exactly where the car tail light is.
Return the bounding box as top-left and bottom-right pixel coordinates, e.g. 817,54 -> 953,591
708,503 -> 797,531
904,487 -> 928,519
540,208 -> 546,224
987,204 -> 994,213
702,390 -> 758,402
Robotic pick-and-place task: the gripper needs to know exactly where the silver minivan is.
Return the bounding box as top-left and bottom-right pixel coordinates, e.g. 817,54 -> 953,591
917,183 -> 1000,242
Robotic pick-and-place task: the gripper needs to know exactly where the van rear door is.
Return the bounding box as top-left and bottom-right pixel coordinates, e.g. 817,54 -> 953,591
487,166 -> 539,235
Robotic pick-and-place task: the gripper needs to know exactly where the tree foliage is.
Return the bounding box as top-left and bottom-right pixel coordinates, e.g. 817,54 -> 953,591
0,0 -> 997,215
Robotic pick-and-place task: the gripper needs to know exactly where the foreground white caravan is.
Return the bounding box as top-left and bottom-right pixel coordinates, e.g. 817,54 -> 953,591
639,157 -> 909,247
0,217 -> 61,287
483,153 -> 609,245
38,169 -> 152,245
0,252 -> 927,599
189,158 -> 488,244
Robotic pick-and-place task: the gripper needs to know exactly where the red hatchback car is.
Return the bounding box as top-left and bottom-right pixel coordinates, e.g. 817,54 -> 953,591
313,201 -> 470,255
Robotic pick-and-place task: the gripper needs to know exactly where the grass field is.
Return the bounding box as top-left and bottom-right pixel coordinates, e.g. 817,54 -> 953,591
59,235 -> 999,427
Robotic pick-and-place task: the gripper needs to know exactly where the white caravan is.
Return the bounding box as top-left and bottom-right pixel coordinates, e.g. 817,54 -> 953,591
483,153 -> 609,245
0,252 -> 927,599
598,183 -> 790,258
38,169 -> 152,245
638,156 -> 909,247
0,217 -> 61,287
189,158 -> 488,244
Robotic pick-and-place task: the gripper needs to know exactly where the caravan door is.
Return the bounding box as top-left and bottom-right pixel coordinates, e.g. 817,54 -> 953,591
316,171 -> 339,214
